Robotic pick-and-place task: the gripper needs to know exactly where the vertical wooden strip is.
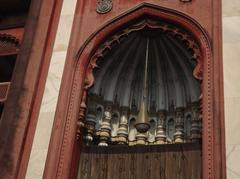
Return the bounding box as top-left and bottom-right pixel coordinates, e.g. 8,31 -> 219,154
78,144 -> 201,179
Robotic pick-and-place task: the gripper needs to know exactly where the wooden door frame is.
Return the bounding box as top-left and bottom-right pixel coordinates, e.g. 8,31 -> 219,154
44,2 -> 226,179
0,0 -> 63,178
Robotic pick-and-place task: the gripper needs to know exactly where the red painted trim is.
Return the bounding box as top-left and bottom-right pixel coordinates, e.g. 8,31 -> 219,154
17,1 -> 64,178
45,2 -> 225,179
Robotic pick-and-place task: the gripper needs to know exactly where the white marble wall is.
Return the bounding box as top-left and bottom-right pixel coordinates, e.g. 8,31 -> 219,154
25,0 -> 77,178
25,0 -> 240,178
223,0 -> 240,178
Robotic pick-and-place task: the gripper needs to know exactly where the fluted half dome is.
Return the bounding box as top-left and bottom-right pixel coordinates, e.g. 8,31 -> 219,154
89,28 -> 200,112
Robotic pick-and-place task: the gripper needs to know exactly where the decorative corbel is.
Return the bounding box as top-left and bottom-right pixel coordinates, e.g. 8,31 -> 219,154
76,90 -> 87,140
193,58 -> 203,81
76,62 -> 97,140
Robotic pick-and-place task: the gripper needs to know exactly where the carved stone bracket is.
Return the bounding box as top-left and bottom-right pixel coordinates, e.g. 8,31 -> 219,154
96,0 -> 113,14
76,59 -> 99,140
77,90 -> 87,140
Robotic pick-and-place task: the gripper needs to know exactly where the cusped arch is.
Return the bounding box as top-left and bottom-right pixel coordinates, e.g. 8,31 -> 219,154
60,3 -> 214,179
75,3 -> 211,89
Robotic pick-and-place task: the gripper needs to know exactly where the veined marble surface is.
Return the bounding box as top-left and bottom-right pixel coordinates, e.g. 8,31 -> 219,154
223,1 -> 240,176
25,0 -> 240,178
223,0 -> 240,17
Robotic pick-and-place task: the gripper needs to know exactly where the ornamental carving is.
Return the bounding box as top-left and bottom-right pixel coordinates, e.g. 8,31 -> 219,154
89,19 -> 203,88
96,0 -> 113,14
81,18 -> 203,146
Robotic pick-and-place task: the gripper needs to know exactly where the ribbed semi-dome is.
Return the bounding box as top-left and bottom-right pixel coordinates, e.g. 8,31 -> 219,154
90,28 -> 200,111
84,20 -> 202,146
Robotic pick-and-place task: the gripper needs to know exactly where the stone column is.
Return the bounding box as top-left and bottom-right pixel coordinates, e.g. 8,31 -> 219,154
174,107 -> 184,143
83,97 -> 97,145
155,110 -> 167,144
135,132 -> 147,145
117,107 -> 129,145
98,102 -> 112,146
190,102 -> 201,142
84,113 -> 97,145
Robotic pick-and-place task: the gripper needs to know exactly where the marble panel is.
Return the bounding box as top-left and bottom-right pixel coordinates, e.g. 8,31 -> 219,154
226,145 -> 240,179
61,0 -> 77,15
222,0 -> 240,17
225,97 -> 240,145
223,17 -> 240,98
25,149 -> 48,179
223,43 -> 240,98
30,112 -> 55,150
222,1 -> 240,177
41,51 -> 67,113
54,15 -> 75,52
223,16 -> 240,43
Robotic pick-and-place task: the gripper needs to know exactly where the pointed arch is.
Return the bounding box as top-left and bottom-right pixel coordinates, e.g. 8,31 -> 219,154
45,3 -> 225,179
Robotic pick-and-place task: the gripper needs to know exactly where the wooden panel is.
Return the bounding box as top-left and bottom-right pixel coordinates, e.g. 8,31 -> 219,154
78,143 -> 201,179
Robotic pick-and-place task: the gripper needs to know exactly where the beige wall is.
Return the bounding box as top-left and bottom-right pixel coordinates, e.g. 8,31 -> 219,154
223,0 -> 240,178
25,0 -> 240,178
